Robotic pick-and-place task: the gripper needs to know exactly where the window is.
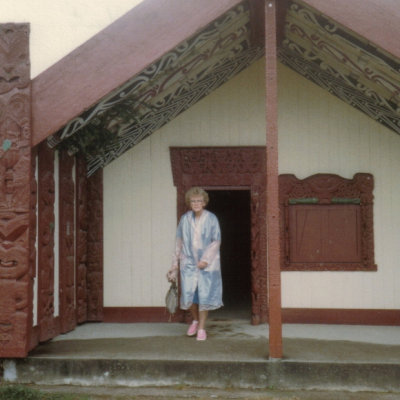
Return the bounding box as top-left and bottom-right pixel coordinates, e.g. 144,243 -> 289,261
279,173 -> 376,271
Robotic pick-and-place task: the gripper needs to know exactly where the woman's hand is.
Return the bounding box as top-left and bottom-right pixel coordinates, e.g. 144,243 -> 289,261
166,266 -> 178,282
197,261 -> 208,269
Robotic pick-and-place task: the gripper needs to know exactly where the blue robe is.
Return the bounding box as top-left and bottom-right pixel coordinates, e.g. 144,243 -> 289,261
175,210 -> 223,311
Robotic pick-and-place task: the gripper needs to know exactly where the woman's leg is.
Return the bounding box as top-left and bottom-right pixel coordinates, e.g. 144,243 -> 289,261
189,303 -> 199,321
199,310 -> 208,330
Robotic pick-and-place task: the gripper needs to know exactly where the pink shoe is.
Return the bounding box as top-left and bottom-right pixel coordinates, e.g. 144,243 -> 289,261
197,329 -> 207,341
187,321 -> 199,336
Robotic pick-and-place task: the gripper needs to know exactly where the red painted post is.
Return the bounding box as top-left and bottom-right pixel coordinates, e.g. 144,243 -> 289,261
265,0 -> 283,359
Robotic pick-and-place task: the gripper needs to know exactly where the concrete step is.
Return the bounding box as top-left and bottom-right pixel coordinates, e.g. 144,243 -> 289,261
3,330 -> 400,393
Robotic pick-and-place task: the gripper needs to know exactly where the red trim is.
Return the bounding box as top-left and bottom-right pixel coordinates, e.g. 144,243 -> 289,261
104,307 -> 400,326
283,308 -> 400,326
103,307 -> 181,323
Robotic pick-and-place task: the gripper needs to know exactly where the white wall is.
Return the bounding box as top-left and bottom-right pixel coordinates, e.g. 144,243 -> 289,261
278,63 -> 400,309
0,0 -> 144,78
104,58 -> 400,310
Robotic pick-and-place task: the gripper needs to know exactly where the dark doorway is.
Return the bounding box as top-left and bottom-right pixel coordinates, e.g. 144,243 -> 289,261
206,190 -> 252,320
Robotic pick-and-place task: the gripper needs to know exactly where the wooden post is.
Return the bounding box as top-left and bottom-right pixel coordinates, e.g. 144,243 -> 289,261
265,0 -> 283,359
0,23 -> 32,357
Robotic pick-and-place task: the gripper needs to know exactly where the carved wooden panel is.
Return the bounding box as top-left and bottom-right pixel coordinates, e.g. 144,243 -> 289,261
37,142 -> 57,342
86,168 -> 103,321
279,173 -> 376,271
170,147 -> 268,325
0,24 -> 30,95
0,23 -> 32,357
75,155 -> 88,323
59,149 -> 76,333
289,205 -> 362,263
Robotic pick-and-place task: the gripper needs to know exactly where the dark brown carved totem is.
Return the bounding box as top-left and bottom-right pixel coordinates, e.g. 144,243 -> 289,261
76,155 -> 88,323
86,168 -> 104,321
59,149 -> 76,333
37,142 -> 57,342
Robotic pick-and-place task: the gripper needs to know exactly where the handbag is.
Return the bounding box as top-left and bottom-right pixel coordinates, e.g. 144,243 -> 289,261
165,281 -> 178,319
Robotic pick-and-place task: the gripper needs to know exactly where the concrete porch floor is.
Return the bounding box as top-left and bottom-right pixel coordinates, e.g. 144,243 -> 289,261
4,319 -> 400,393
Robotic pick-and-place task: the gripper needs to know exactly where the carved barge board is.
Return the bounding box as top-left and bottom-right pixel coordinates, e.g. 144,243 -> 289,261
86,168 -> 104,321
75,155 -> 88,323
58,149 -> 76,333
37,142 -> 58,342
170,146 -> 268,325
0,23 -> 32,357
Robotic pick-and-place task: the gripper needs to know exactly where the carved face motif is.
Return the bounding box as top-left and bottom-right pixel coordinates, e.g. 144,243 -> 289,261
0,24 -> 30,95
0,213 -> 29,279
0,281 -> 27,345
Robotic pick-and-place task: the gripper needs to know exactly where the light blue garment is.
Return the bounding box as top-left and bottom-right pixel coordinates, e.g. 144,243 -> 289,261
176,210 -> 223,311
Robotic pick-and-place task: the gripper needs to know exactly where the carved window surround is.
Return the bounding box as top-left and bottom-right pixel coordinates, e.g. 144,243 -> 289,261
170,146 -> 268,325
279,173 -> 376,272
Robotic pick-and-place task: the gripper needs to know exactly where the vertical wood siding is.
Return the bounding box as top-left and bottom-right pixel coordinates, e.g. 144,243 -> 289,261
104,59 -> 400,310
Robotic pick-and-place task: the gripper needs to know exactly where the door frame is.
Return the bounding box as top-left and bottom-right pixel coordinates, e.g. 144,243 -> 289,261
170,146 -> 268,325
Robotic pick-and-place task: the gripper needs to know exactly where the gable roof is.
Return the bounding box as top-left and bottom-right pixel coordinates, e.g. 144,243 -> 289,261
31,0 -> 243,146
31,0 -> 400,176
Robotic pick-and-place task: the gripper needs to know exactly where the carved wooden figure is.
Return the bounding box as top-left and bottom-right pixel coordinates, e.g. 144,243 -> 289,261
76,155 -> 88,323
59,149 -> 76,333
0,23 -> 32,357
37,142 -> 57,342
86,168 -> 104,321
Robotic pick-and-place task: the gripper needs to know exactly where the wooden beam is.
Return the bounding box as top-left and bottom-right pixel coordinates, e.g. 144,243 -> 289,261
276,0 -> 289,46
265,0 -> 283,359
249,0 -> 265,47
31,0 -> 243,146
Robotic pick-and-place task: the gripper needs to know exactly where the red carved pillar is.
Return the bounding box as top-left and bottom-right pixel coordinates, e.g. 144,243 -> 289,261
86,169 -> 104,321
0,24 -> 32,357
265,0 -> 283,358
75,155 -> 88,323
59,149 -> 76,333
37,142 -> 58,342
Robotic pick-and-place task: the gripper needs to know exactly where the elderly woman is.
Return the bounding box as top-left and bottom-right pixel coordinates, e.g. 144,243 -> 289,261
167,187 -> 223,341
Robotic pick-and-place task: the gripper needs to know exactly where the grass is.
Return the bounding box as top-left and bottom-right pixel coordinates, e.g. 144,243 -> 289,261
0,385 -> 92,400
0,384 -> 301,400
